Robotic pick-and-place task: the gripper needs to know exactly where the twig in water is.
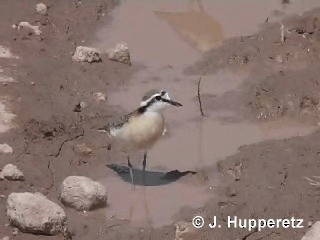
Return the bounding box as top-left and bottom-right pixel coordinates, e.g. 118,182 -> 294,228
280,22 -> 285,44
197,77 -> 206,117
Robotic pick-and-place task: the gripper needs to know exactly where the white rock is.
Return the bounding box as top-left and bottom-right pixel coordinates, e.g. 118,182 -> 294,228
60,176 -> 107,211
80,101 -> 87,108
2,236 -> 10,240
0,164 -> 24,181
0,144 -> 13,154
302,221 -> 320,240
6,192 -> 67,235
0,46 -> 19,59
12,228 -> 19,236
0,76 -> 15,83
276,55 -> 284,63
0,103 -> 16,133
72,46 -> 101,63
108,43 -> 131,65
36,3 -> 47,14
17,22 -> 41,36
94,92 -> 106,101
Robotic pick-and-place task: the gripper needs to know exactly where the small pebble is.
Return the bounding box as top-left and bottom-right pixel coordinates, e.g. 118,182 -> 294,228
80,101 -> 87,108
36,3 -> 47,14
225,187 -> 237,197
94,92 -> 106,101
12,228 -> 19,236
0,144 -> 13,154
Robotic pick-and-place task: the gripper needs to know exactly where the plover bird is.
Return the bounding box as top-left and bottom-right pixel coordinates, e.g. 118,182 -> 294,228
99,89 -> 182,187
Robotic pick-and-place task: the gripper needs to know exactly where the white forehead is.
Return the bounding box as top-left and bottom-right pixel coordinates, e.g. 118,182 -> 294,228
162,92 -> 170,99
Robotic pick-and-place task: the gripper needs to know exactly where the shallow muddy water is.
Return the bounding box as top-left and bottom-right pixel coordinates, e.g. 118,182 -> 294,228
95,0 -> 320,64
92,0 -> 320,228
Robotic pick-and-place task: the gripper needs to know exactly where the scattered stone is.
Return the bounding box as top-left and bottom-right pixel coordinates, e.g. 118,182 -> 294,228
75,144 -> 93,156
0,46 -> 18,59
36,3 -> 47,14
2,236 -> 10,240
16,22 -> 42,36
73,103 -> 81,112
0,164 -> 24,181
0,103 -> 16,133
80,101 -> 87,108
0,194 -> 6,198
226,163 -> 242,181
275,55 -> 284,63
72,46 -> 101,63
225,187 -> 237,197
174,221 -> 197,240
302,221 -> 320,240
60,176 -> 107,211
6,192 -> 67,235
108,43 -> 131,65
12,228 -> 19,236
73,101 -> 87,112
0,144 -> 13,154
162,127 -> 167,136
94,92 -> 106,101
0,76 -> 15,83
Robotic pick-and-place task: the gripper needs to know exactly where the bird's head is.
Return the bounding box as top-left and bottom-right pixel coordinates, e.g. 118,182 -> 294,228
140,89 -> 182,112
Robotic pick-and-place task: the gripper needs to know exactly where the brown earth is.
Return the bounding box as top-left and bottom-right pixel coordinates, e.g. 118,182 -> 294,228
1,1 -> 320,240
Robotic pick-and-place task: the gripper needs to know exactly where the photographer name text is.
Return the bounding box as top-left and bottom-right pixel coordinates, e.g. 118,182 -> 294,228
192,215 -> 304,231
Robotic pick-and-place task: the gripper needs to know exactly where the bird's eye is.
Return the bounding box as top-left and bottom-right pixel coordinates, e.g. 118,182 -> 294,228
155,96 -> 161,101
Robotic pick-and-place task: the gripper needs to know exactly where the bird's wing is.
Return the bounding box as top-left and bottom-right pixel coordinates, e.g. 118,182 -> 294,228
98,109 -> 140,132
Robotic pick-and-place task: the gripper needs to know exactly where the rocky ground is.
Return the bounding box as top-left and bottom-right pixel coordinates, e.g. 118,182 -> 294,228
1,1 -> 320,240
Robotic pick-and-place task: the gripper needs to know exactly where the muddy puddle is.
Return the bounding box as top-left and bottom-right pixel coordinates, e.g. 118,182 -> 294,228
95,0 -> 320,60
92,0 -> 320,228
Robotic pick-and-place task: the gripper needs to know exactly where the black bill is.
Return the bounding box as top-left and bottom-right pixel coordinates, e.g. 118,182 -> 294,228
166,99 -> 182,107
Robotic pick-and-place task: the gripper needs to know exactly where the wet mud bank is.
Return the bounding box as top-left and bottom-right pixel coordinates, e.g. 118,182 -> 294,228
187,7 -> 320,122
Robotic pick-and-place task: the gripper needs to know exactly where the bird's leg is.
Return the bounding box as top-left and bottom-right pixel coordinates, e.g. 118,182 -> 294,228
142,152 -> 147,186
127,156 -> 135,189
